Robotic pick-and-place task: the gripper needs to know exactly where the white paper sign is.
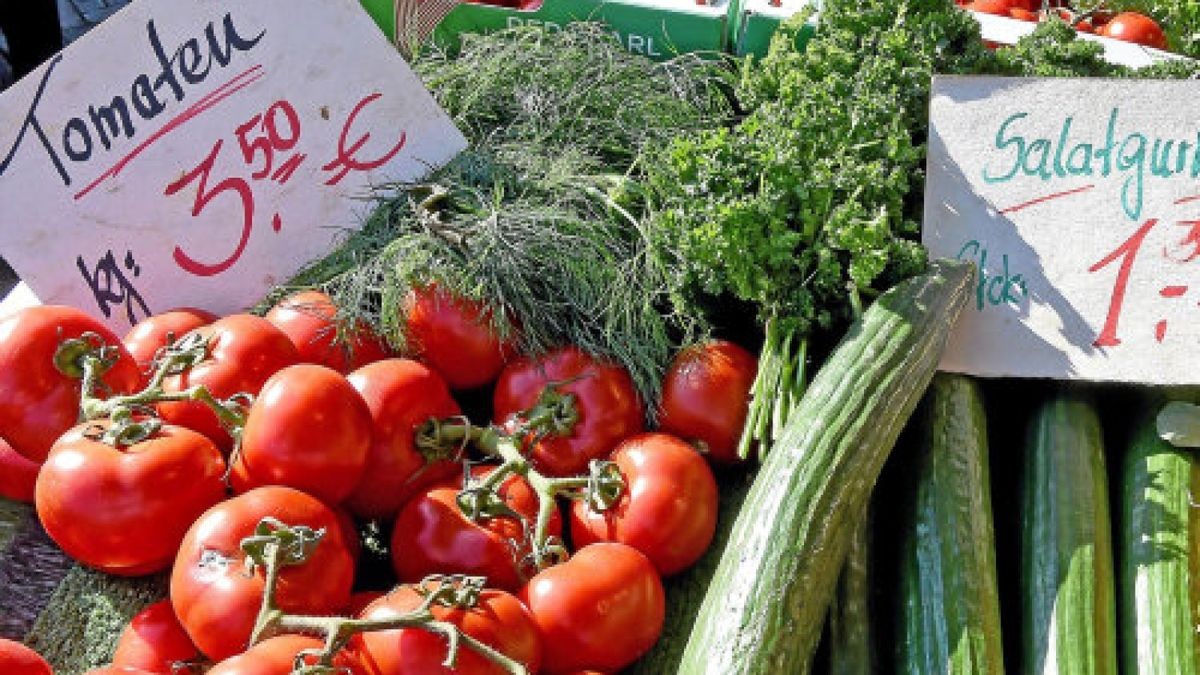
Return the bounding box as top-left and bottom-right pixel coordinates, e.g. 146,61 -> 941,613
924,76 -> 1200,384
0,0 -> 466,331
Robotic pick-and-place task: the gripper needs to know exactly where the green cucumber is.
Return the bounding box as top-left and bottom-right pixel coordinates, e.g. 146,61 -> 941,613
1021,391 -> 1117,675
678,258 -> 975,674
829,512 -> 874,675
897,372 -> 1004,675
1120,396 -> 1198,675
1191,452 -> 1200,669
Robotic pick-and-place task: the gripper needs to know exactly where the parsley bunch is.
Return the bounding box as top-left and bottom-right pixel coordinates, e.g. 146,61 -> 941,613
646,0 -> 991,458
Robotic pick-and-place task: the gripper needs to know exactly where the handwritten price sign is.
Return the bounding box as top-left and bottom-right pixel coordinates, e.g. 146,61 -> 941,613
0,0 -> 465,330
924,75 -> 1200,384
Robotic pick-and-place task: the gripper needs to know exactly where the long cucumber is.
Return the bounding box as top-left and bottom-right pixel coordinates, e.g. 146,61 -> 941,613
1120,395 -> 1198,675
897,372 -> 1004,675
1191,451 -> 1200,669
1021,391 -> 1117,675
678,259 -> 974,674
829,512 -> 874,675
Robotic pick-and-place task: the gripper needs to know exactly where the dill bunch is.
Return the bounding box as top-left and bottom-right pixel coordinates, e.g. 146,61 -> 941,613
284,24 -> 733,406
418,23 -> 731,170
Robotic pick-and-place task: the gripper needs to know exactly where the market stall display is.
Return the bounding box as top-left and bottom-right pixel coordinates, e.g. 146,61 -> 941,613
4,0 -> 1200,674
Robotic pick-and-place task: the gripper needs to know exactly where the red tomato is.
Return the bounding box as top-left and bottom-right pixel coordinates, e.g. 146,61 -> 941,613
0,638 -> 52,675
658,340 -> 756,464
0,436 -> 40,503
157,314 -> 299,451
344,359 -> 462,519
403,285 -> 515,390
170,486 -> 356,660
83,668 -> 157,675
570,433 -> 717,576
207,635 -> 365,675
493,347 -> 643,477
266,290 -> 390,374
1099,12 -> 1167,49
353,586 -> 541,675
519,543 -> 663,673
231,364 -> 372,504
0,305 -> 143,461
35,421 -> 226,575
112,600 -> 203,674
1009,7 -> 1037,21
123,308 -> 217,371
391,467 -> 562,591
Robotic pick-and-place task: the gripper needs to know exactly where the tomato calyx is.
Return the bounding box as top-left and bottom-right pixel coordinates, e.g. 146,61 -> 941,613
241,517 -> 327,577
511,376 -> 583,440
53,331 -> 123,380
239,518 -> 528,674
416,383 -> 626,573
54,331 -> 252,448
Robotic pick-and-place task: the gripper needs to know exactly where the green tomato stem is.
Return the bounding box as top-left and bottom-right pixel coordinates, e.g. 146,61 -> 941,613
244,520 -> 528,674
55,331 -> 250,447
417,406 -> 624,574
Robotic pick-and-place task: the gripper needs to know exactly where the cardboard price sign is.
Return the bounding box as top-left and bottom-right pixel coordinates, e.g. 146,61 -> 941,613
924,75 -> 1200,384
0,0 -> 466,330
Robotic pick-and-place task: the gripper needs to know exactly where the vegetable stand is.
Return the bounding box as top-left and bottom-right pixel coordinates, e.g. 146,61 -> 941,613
3,1 -> 1200,674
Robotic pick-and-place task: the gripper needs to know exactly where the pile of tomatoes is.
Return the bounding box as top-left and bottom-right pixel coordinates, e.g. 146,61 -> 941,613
959,1 -> 1169,50
0,285 -> 759,675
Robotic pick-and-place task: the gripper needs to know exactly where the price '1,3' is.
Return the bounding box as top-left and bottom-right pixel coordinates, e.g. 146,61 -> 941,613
1088,210 -> 1200,347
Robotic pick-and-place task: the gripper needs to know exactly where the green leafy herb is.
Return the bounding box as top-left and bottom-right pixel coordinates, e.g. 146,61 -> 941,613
991,17 -> 1116,76
645,0 -> 992,458
282,24 -> 733,405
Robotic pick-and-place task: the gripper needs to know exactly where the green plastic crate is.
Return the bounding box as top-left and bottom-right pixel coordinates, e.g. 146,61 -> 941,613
360,0 -> 732,60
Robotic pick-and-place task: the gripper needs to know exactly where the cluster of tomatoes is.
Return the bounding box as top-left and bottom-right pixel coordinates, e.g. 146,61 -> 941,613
0,284 -> 759,675
959,1 -> 1169,50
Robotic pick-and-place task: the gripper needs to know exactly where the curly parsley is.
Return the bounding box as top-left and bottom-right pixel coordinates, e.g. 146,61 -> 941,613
645,0 -> 992,457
